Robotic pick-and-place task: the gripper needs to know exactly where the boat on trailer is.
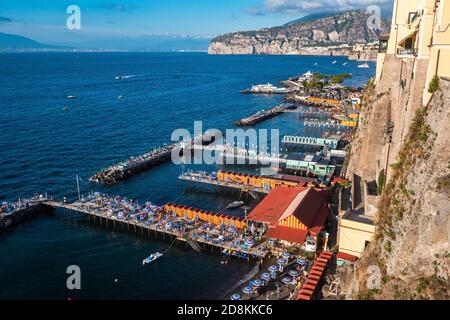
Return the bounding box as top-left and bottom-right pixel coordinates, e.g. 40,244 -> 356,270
142,252 -> 163,265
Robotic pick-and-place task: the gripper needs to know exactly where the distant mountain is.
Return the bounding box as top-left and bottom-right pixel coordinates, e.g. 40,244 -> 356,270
0,32 -> 211,52
209,10 -> 390,55
0,32 -> 60,50
69,35 -> 211,52
283,12 -> 334,26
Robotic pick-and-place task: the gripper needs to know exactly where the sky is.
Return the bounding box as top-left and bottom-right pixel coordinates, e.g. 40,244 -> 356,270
0,0 -> 394,45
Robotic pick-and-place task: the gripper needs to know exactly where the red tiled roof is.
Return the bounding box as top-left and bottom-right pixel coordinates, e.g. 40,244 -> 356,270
266,226 -> 308,244
336,251 -> 358,262
248,186 -> 307,226
248,186 -> 329,230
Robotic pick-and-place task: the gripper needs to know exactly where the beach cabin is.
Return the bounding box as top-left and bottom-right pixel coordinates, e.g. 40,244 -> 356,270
248,186 -> 330,250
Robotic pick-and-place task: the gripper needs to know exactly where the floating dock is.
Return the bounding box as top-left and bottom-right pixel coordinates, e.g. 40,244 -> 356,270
234,104 -> 296,127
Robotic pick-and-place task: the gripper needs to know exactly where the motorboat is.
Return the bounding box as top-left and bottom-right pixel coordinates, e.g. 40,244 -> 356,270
142,252 -> 163,265
358,63 -> 370,68
66,95 -> 76,99
226,201 -> 244,209
332,60 -> 337,64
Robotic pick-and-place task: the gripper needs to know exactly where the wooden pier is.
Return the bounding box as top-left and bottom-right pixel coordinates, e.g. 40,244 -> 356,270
39,199 -> 268,259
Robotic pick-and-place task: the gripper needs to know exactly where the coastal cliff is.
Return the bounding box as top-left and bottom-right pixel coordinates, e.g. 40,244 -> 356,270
346,55 -> 450,299
208,10 -> 388,60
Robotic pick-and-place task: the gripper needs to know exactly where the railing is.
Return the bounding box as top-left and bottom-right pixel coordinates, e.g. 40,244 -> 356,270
396,47 -> 417,56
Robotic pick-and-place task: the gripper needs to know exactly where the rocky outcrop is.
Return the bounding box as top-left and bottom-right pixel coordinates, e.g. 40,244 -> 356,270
208,10 -> 389,58
347,54 -> 450,299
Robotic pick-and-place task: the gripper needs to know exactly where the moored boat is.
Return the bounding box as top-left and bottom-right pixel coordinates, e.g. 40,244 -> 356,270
143,252 -> 163,265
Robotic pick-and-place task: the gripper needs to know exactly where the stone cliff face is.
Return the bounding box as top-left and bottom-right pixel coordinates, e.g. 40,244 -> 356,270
208,10 -> 389,56
347,55 -> 450,299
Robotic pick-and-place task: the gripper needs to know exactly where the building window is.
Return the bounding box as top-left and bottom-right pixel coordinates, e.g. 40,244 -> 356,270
408,11 -> 418,24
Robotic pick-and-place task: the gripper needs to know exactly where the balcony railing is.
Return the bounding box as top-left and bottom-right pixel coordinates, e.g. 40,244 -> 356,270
397,48 -> 417,56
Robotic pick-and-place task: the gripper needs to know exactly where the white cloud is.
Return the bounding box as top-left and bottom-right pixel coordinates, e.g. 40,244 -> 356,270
251,0 -> 393,15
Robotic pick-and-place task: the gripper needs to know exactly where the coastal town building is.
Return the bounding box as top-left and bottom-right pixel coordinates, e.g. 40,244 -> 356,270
285,153 -> 336,179
377,0 -> 450,104
337,210 -> 376,258
248,186 -> 330,250
216,170 -> 319,192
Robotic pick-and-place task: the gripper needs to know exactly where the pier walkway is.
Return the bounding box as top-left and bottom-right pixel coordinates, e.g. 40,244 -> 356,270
234,104 -> 295,126
38,197 -> 268,259
179,171 -> 269,194
90,134 -> 212,184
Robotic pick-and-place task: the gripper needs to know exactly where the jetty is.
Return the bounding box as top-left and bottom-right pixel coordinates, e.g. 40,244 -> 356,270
282,107 -> 331,119
0,195 -> 51,230
90,134 -> 213,184
12,193 -> 268,259
179,171 -> 269,194
234,104 -> 296,127
179,170 -> 320,195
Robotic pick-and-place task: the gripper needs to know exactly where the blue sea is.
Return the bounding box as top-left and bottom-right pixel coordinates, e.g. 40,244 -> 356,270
0,52 -> 374,299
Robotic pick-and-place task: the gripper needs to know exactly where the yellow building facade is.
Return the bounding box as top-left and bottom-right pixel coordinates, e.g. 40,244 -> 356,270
338,213 -> 376,258
379,0 -> 450,103
216,170 -> 314,191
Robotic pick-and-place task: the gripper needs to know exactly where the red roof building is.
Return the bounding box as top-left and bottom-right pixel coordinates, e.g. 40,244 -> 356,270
248,186 -> 329,245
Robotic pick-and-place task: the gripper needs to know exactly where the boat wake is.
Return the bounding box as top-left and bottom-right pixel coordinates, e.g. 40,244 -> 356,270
115,74 -> 138,80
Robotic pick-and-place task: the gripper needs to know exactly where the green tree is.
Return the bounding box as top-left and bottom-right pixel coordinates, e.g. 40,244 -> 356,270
428,75 -> 440,94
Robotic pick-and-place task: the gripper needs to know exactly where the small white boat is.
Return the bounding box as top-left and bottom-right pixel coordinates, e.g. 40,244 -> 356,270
143,252 -> 163,265
332,60 -> 337,64
227,201 -> 244,209
66,95 -> 76,99
115,75 -> 135,80
343,62 -> 348,66
358,63 -> 370,68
